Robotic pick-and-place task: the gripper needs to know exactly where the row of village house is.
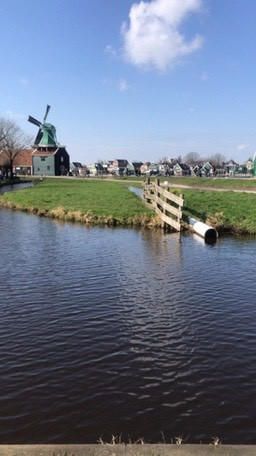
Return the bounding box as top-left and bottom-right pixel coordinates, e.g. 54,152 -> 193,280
0,149 -> 254,178
72,158 -> 254,177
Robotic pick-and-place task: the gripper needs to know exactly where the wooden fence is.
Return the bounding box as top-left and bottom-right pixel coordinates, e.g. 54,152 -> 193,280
143,178 -> 184,232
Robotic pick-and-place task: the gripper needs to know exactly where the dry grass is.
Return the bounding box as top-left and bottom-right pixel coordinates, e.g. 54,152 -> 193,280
205,212 -> 225,231
0,200 -> 161,229
96,434 -> 221,446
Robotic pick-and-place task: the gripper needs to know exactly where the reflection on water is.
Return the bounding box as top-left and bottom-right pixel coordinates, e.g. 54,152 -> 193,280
0,209 -> 256,444
128,186 -> 143,198
0,182 -> 32,194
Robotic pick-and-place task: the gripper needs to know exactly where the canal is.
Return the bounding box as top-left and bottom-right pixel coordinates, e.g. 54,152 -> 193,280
0,182 -> 33,194
0,204 -> 256,444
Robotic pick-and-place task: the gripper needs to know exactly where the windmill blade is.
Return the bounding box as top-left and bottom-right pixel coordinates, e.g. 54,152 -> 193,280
28,115 -> 42,127
43,104 -> 51,123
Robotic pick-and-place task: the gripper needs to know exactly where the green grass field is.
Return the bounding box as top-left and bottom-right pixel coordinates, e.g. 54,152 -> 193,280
1,177 -> 256,234
182,189 -> 256,234
145,176 -> 256,234
0,178 -> 155,226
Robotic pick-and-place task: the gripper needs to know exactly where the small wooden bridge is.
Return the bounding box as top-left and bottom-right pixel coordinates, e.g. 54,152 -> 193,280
143,178 -> 184,232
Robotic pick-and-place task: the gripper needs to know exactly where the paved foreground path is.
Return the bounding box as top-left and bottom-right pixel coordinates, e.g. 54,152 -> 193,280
0,445 -> 255,456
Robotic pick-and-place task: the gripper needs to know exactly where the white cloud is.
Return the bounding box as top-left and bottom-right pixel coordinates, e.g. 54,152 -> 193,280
237,144 -> 249,151
122,0 -> 203,71
118,79 -> 129,92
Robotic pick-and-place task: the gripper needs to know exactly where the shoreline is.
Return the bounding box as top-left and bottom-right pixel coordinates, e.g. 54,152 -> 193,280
1,177 -> 256,235
0,200 -> 255,236
0,178 -> 32,187
0,200 -> 161,229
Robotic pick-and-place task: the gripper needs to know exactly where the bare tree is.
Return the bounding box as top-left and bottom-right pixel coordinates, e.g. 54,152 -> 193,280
208,153 -> 226,167
183,152 -> 201,165
158,156 -> 170,164
0,118 -> 30,179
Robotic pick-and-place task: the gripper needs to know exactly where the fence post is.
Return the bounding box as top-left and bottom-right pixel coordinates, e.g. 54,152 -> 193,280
156,178 -> 164,229
143,179 -> 183,232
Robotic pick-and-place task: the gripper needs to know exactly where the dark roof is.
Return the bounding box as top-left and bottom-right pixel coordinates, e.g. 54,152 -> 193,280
132,161 -> 143,167
179,163 -> 190,170
224,160 -> 239,166
115,159 -> 128,167
72,162 -> 82,168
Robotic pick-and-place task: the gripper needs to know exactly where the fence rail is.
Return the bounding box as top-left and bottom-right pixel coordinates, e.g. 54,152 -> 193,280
143,178 -> 184,232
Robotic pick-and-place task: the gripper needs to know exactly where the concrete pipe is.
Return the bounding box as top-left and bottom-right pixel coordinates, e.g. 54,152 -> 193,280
188,217 -> 218,242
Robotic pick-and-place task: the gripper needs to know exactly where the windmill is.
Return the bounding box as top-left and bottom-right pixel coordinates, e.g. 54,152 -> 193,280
28,105 -> 70,176
28,105 -> 58,148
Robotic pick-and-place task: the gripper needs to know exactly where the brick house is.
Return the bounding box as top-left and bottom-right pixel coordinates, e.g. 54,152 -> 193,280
0,149 -> 33,176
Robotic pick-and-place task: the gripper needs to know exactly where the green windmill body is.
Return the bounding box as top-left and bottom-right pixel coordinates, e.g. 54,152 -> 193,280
28,105 -> 70,176
34,123 -> 58,147
28,105 -> 58,148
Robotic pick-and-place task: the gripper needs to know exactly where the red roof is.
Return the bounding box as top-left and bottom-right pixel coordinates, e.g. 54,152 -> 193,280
0,149 -> 33,167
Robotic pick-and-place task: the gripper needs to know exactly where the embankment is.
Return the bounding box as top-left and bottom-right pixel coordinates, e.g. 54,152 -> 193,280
1,177 -> 256,234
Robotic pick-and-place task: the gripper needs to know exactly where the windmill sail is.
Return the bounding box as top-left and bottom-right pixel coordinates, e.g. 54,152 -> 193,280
28,115 -> 41,127
28,105 -> 58,147
43,105 -> 51,123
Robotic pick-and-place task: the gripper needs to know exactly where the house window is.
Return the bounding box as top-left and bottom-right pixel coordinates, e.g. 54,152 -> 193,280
60,156 -> 64,163
37,168 -> 40,171
47,166 -> 50,171
41,158 -> 45,161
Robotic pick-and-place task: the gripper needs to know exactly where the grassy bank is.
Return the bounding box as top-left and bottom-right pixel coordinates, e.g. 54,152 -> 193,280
183,189 -> 256,234
0,178 -> 157,227
144,176 -> 256,234
1,177 -> 256,234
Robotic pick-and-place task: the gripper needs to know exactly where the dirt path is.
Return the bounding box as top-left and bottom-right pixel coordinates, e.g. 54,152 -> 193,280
29,175 -> 256,194
166,183 -> 256,194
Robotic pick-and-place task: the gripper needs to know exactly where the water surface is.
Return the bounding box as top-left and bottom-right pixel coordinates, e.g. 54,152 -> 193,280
0,208 -> 255,443
0,182 -> 32,194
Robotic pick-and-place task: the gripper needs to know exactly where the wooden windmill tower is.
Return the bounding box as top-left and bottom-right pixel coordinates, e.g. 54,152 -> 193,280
28,105 -> 70,176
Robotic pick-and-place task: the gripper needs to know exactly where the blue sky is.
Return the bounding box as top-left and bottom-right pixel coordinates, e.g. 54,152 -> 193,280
1,0 -> 256,163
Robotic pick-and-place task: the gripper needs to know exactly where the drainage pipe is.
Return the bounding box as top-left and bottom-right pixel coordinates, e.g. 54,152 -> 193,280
188,216 -> 218,242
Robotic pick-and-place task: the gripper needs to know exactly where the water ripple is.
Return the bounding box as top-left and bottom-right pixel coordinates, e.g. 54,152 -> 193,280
0,210 -> 256,443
